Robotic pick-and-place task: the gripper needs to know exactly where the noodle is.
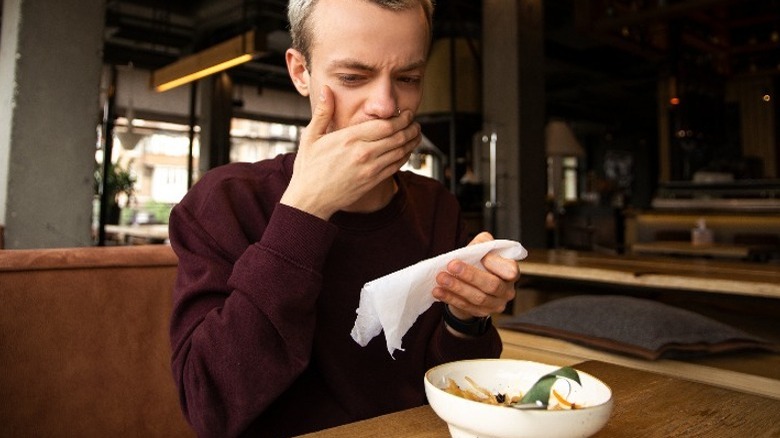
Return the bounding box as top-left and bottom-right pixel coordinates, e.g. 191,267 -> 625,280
442,376 -> 580,410
443,377 -> 523,406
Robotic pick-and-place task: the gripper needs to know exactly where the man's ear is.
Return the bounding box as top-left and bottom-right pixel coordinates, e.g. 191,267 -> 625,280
286,48 -> 310,97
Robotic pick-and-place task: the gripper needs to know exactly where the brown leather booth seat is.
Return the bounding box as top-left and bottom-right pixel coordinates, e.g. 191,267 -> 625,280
0,245 -> 194,437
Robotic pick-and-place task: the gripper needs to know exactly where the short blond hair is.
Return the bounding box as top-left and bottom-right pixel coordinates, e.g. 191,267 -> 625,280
287,0 -> 435,63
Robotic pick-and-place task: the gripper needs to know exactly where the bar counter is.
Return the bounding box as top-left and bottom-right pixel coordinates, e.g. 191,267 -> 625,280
516,249 -> 780,298
630,240 -> 757,259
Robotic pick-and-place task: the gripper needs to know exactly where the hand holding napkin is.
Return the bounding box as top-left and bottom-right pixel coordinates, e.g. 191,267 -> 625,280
350,239 -> 527,357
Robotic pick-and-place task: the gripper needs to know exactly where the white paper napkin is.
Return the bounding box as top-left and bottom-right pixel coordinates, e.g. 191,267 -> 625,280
350,239 -> 528,357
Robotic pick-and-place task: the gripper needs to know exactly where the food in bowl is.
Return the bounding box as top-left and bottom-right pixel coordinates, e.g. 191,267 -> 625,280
442,365 -> 584,410
424,359 -> 613,438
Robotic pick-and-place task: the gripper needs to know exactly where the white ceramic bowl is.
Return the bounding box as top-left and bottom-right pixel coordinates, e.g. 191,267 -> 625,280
424,359 -> 613,438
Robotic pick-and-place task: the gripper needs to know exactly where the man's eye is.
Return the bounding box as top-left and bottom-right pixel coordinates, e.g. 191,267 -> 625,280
398,76 -> 422,85
338,74 -> 364,85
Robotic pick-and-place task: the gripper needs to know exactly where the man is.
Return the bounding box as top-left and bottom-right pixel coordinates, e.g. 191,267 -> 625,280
168,0 -> 520,436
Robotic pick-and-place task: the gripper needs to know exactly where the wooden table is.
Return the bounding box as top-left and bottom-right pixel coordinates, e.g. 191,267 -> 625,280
517,249 -> 780,299
299,361 -> 780,437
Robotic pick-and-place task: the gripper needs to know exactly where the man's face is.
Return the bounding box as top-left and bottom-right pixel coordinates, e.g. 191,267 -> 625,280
292,0 -> 429,131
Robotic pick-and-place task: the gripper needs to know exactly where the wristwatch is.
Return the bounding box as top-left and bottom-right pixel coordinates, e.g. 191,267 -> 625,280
443,304 -> 492,337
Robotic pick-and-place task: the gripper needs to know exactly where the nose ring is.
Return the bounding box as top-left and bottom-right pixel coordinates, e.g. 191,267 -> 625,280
395,107 -> 401,117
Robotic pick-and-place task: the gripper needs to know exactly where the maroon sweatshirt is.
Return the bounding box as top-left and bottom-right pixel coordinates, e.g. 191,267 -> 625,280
168,153 -> 502,437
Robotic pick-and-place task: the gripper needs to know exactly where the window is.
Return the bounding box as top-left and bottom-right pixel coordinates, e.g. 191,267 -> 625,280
96,116 -> 304,228
95,117 -> 199,225
152,166 -> 189,203
229,118 -> 301,163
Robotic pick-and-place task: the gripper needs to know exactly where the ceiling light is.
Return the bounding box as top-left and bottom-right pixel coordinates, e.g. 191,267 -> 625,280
151,29 -> 266,92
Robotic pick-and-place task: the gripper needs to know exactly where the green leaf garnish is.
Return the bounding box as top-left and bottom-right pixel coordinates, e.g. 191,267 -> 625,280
518,366 -> 581,405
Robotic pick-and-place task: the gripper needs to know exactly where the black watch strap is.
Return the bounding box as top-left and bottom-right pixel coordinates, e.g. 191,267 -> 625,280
443,304 -> 492,337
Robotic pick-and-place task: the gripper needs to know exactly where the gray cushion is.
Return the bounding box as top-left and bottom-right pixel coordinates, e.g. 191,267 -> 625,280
500,295 -> 780,360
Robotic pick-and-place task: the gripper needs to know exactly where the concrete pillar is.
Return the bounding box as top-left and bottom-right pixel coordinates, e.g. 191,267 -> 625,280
198,72 -> 234,173
0,0 -> 105,248
482,0 -> 547,247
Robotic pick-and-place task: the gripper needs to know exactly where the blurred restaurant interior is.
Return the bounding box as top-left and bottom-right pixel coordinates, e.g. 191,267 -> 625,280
1,0 -> 779,252
1,0 -> 780,435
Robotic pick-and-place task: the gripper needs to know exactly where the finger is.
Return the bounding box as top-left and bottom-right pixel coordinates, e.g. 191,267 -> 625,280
301,85 -> 334,145
360,122 -> 420,182
443,260 -> 505,297
482,253 -> 520,281
466,231 -> 519,281
376,122 -> 421,162
392,135 -> 421,169
434,262 -> 517,316
468,231 -> 494,246
380,144 -> 418,179
354,110 -> 416,143
433,284 -> 508,318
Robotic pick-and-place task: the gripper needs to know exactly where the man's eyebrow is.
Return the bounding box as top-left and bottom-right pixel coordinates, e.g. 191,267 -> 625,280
330,58 -> 427,73
331,59 -> 374,71
397,60 -> 427,73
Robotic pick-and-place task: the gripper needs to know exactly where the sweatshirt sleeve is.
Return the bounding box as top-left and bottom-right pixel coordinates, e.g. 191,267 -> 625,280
426,313 -> 503,367
168,197 -> 337,438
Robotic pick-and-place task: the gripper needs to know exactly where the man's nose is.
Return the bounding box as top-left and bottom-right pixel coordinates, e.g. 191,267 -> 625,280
364,81 -> 398,119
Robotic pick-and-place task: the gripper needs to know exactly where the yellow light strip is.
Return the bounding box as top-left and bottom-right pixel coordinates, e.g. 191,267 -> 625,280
154,54 -> 253,92
151,30 -> 264,92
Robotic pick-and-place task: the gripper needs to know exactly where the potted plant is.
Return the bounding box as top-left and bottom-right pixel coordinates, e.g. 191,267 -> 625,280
95,159 -> 136,224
